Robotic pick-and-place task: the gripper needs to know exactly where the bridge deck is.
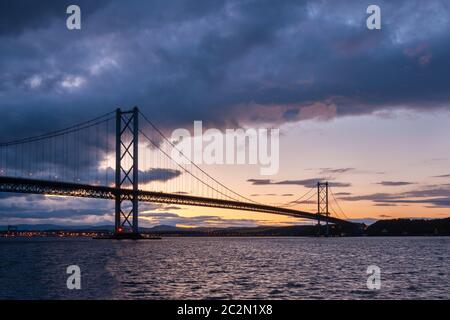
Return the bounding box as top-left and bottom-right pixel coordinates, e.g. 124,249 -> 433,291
0,177 -> 352,225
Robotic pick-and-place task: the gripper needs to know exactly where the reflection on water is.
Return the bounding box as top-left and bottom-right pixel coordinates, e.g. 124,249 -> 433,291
0,237 -> 448,299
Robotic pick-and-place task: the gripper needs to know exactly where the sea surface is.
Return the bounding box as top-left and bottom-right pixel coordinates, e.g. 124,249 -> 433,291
0,237 -> 448,299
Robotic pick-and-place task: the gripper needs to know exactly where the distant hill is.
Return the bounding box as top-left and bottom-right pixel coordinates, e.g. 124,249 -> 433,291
147,225 -> 186,232
366,218 -> 450,236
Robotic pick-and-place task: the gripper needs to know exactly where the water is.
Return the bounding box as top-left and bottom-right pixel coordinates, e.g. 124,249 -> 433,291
0,237 -> 448,299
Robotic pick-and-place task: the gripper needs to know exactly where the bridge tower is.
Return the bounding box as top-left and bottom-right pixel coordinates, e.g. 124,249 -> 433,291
317,181 -> 329,236
115,107 -> 139,236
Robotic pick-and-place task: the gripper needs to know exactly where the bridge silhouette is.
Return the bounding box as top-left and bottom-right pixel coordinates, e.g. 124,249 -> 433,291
0,107 -> 354,238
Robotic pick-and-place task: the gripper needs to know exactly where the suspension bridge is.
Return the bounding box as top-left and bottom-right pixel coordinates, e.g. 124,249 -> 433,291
0,107 -> 355,238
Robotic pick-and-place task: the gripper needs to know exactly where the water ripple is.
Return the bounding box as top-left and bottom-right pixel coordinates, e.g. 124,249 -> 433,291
0,237 -> 449,299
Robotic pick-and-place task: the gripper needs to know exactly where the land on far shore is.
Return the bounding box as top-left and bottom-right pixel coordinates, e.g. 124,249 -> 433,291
1,217 -> 449,237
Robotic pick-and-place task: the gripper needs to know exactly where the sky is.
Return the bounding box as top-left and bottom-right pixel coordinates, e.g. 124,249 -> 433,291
1,0 -> 450,227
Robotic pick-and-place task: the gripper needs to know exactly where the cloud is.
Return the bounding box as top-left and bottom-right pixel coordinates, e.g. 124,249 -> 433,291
140,211 -> 274,228
334,192 -> 352,196
433,173 -> 450,178
319,168 -> 355,174
0,195 -> 113,219
0,193 -> 174,225
250,193 -> 294,197
374,204 -> 397,207
247,178 -> 351,188
376,181 -> 415,186
339,184 -> 450,208
1,0 -> 450,222
156,205 -> 182,211
1,0 -> 450,141
247,179 -> 272,185
0,1 -> 449,176
0,0 -> 110,36
140,168 -> 182,183
404,43 -> 433,66
292,200 -> 315,205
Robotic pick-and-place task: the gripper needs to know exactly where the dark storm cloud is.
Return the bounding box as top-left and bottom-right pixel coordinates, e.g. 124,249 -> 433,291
140,168 -> 182,183
0,0 -> 449,168
0,207 -> 107,219
0,193 -> 27,200
1,0 -> 450,139
0,195 -> 113,219
0,192 -> 165,221
0,147 -> 180,187
0,0 -> 110,36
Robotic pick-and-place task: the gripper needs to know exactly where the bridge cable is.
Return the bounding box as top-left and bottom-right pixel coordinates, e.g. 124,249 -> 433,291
138,110 -> 260,204
0,111 -> 115,147
139,128 -> 243,202
329,186 -> 349,219
279,187 -> 316,208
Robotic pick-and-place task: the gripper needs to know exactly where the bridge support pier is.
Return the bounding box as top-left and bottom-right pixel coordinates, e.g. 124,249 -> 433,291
317,182 -> 329,237
114,107 -> 140,237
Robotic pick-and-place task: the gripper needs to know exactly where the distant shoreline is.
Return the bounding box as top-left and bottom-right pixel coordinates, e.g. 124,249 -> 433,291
1,234 -> 449,239
1,217 -> 449,238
